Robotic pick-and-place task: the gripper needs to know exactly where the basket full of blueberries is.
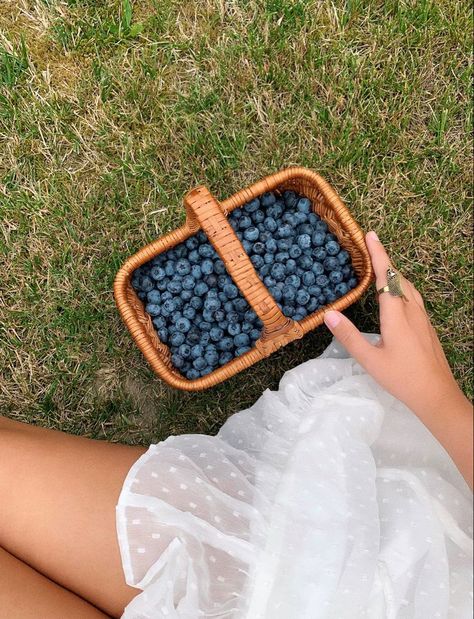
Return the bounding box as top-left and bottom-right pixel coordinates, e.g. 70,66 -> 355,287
130,188 -> 358,382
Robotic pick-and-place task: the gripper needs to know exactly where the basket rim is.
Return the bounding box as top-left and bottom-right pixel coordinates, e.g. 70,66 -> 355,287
114,166 -> 374,391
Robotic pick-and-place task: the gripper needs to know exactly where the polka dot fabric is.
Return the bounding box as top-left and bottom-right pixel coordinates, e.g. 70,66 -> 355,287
116,334 -> 473,618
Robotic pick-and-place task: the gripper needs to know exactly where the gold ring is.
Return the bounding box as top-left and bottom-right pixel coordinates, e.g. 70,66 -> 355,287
377,266 -> 409,302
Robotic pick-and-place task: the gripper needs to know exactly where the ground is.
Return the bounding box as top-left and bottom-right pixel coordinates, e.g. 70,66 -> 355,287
0,0 -> 471,445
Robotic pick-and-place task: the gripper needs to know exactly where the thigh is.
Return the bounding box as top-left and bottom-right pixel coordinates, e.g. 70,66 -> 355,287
0,545 -> 109,619
0,416 -> 147,618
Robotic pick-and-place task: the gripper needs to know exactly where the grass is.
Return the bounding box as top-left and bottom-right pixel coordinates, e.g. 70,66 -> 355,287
0,0 -> 471,445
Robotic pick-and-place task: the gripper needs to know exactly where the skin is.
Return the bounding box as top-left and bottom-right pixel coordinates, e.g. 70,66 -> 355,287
324,230 -> 473,489
0,230 -> 471,615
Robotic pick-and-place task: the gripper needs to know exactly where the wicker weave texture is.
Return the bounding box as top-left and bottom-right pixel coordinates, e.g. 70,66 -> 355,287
114,167 -> 374,391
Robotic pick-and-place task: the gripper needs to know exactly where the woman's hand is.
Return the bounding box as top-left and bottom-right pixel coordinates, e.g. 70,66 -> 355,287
323,230 -> 473,488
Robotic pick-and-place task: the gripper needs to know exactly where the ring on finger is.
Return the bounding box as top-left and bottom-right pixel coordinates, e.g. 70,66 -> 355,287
376,266 -> 409,302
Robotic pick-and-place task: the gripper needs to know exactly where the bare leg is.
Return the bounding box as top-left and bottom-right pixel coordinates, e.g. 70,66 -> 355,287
0,416 -> 148,618
0,546 -> 110,618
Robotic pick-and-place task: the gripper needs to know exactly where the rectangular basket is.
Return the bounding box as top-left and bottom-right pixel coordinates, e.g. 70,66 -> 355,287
114,166 -> 374,391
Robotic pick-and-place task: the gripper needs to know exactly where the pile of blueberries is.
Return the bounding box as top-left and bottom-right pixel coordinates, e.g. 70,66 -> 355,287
131,190 -> 358,380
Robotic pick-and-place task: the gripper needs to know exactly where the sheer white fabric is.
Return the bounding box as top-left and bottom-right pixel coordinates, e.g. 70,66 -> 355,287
116,333 -> 473,618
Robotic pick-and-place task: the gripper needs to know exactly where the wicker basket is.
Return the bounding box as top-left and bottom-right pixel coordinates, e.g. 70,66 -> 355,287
114,166 -> 374,391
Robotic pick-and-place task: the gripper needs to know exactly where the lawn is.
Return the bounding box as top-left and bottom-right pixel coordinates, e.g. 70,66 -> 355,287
0,0 -> 471,445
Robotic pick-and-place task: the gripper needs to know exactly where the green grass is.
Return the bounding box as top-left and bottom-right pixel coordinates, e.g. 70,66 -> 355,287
0,0 -> 471,445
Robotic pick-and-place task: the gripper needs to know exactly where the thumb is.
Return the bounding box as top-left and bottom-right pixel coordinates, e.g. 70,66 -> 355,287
323,310 -> 379,370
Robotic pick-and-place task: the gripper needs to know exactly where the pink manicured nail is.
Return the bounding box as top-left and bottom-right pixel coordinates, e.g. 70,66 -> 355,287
324,311 -> 341,328
367,230 -> 379,242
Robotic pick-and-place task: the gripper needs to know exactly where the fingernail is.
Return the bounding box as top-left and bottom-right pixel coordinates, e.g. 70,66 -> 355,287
367,230 -> 379,242
324,310 -> 341,328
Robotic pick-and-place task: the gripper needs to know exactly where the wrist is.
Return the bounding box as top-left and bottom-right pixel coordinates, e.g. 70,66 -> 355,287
412,382 -> 472,430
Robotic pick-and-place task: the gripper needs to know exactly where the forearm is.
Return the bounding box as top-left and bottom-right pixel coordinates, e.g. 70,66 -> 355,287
413,387 -> 473,489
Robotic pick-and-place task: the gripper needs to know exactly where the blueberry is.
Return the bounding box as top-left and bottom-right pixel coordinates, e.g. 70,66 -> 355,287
312,247 -> 327,261
175,258 -> 191,276
326,232 -> 337,242
286,258 -> 297,273
182,290 -> 193,302
260,192 -> 275,207
164,261 -> 175,277
307,297 -> 319,312
187,369 -> 200,380
308,285 -> 322,297
190,344 -> 203,359
251,254 -> 264,269
297,255 -> 312,270
244,309 -> 257,322
296,197 -> 312,213
312,231 -> 325,247
239,215 -> 253,229
323,287 -> 337,302
302,272 -> 316,286
337,249 -> 350,265
269,286 -> 283,302
297,234 -> 311,249
205,274 -> 218,288
173,297 -> 183,310
222,284 -> 238,302
170,331 -> 186,347
193,357 -> 207,370
254,210 -> 265,224
233,298 -> 248,313
218,337 -> 234,352
267,203 -> 283,220
249,328 -> 261,341
277,224 -> 292,239
316,274 -> 329,287
188,250 -> 200,264
264,275 -> 276,287
167,278 -> 182,294
282,284 -> 297,302
323,257 -> 340,272
210,327 -> 224,342
214,308 -> 226,322
244,227 -> 259,242
334,282 -> 349,296
341,264 -> 352,279
285,274 -> 301,288
152,316 -> 166,330
289,244 -> 302,259
214,259 -> 226,274
201,259 -> 214,275
227,311 -> 239,324
190,264 -> 202,279
175,317 -> 191,333
294,212 -> 307,225
204,347 -> 219,366
224,301 -> 234,313
145,303 -> 161,317
271,263 -> 286,282
227,322 -> 242,337
260,264 -> 270,277
231,208 -> 242,219
265,238 -> 278,253
264,217 -> 277,232
198,244 -> 214,258
178,343 -> 191,358
171,353 -> 185,369
204,297 -> 221,312
219,351 -> 234,365
296,289 -> 310,305
195,282 -> 209,297
147,290 -> 161,304
218,320 -> 229,330
283,190 -> 298,208
314,220 -> 328,233
161,299 -> 176,317
282,212 -> 297,226
150,266 -> 166,281
242,240 -> 253,254
186,236 -> 199,250
182,306 -> 196,320
140,276 -> 154,292
259,231 -> 271,243
282,304 -> 295,317
347,277 -> 358,289
190,296 -> 203,310
244,198 -> 261,212
298,223 -> 313,236
329,270 -> 343,284
236,346 -> 251,356
326,240 -> 340,256
202,308 -> 214,322
252,241 -> 265,255
241,320 -> 253,333
182,275 -> 195,290
157,327 -> 168,343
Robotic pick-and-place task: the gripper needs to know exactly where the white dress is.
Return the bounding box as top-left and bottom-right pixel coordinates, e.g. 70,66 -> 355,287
115,333 -> 473,619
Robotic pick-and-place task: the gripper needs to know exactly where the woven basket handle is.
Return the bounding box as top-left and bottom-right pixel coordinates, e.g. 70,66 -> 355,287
184,186 -> 303,355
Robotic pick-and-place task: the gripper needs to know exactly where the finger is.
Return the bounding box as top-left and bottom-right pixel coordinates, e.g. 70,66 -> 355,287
323,310 -> 380,372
